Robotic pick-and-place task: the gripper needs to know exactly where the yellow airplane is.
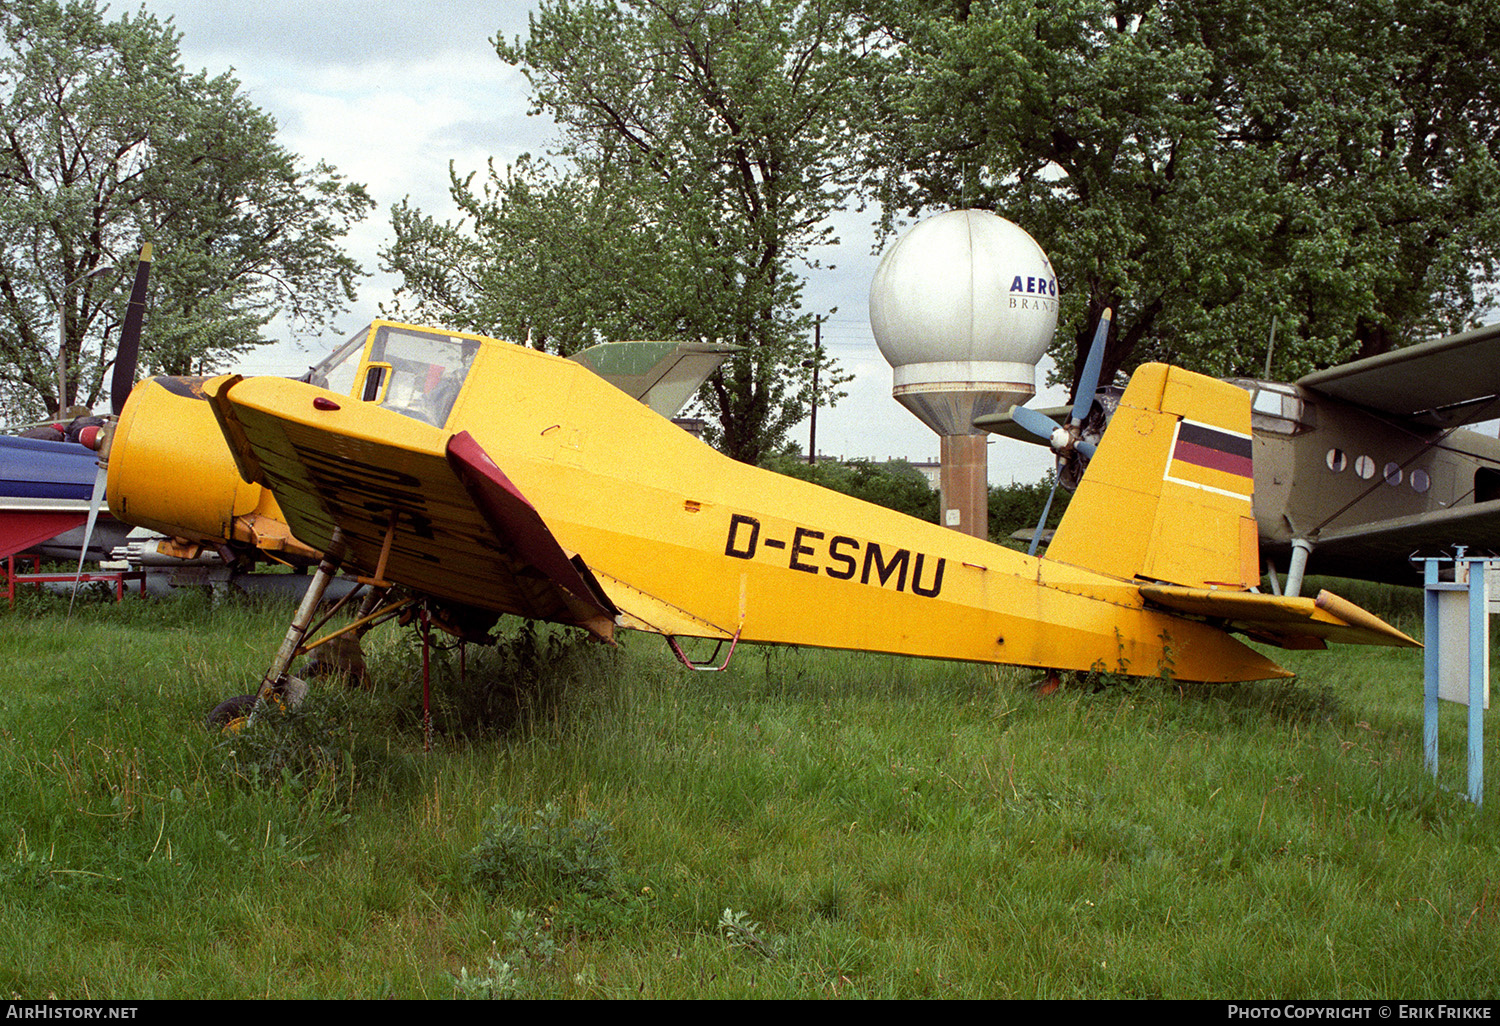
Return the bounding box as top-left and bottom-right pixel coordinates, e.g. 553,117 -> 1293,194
97,318 -> 1416,716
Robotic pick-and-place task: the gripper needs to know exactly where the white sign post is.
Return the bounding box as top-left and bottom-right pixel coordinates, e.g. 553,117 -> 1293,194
1421,550 -> 1491,807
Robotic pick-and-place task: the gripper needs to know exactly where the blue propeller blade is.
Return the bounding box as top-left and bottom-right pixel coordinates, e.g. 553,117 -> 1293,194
1009,403 -> 1064,445
1070,308 -> 1112,425
1028,475 -> 1059,557
1012,307 -> 1115,537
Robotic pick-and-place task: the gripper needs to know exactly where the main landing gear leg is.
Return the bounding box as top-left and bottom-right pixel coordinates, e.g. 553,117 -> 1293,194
1284,537 -> 1314,599
254,530 -> 347,705
206,531 -> 347,732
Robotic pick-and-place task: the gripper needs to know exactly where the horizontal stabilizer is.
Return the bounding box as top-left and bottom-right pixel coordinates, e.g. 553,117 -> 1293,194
1139,584 -> 1420,650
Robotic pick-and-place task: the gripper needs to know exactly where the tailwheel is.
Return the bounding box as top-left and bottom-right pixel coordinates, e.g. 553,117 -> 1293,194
1032,671 -> 1062,697
300,633 -> 372,688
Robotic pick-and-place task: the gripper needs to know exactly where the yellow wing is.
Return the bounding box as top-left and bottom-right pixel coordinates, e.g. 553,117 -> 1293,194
209,375 -> 617,640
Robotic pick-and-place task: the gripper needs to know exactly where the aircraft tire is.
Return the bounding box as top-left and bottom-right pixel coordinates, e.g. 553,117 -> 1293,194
206,694 -> 258,733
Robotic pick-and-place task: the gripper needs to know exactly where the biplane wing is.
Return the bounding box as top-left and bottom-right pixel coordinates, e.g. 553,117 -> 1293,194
1296,322 -> 1500,428
207,375 -> 618,641
1288,500 -> 1500,579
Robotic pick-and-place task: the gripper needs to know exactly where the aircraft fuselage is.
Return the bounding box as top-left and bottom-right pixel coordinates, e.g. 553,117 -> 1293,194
106,322 -> 1416,684
1234,379 -> 1500,584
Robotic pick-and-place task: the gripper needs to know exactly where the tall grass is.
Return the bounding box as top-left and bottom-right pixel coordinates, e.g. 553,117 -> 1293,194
0,582 -> 1496,998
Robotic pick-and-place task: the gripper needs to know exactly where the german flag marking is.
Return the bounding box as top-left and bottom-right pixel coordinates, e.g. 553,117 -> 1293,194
1165,420 -> 1253,500
1173,421 -> 1252,475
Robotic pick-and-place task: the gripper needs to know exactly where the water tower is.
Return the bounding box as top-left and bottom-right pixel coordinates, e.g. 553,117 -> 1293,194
869,210 -> 1058,539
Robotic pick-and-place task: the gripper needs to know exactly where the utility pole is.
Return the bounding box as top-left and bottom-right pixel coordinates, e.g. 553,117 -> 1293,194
803,318 -> 822,464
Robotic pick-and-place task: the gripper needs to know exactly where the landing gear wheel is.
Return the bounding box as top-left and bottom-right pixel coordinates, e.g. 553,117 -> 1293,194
206,694 -> 257,733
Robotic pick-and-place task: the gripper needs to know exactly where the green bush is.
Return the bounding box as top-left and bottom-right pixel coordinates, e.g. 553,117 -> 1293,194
468,801 -> 620,900
988,472 -> 1072,544
761,454 -> 938,523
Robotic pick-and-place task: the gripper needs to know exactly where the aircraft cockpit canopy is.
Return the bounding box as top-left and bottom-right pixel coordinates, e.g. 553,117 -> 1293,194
1228,380 -> 1316,435
306,323 -> 484,429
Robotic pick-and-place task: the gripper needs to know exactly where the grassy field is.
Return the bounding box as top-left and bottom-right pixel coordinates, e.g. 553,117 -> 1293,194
1,580 -> 1496,999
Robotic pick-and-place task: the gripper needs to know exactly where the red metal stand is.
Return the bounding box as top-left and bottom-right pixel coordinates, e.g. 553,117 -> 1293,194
5,553 -> 145,606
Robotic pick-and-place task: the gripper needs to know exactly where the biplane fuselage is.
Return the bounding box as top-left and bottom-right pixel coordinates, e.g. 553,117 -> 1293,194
1235,377 -> 1500,584
104,321 -> 1416,685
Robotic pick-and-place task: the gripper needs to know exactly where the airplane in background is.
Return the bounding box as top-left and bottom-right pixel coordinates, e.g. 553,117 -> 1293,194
0,432 -> 133,564
980,321 -> 1500,596
94,313 -> 1417,724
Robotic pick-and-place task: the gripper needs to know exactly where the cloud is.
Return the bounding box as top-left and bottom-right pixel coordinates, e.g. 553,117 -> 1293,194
126,0 -> 553,360
136,0 -> 531,70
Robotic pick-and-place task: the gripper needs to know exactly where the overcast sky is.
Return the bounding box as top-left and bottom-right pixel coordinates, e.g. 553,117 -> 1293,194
131,0 -> 1062,482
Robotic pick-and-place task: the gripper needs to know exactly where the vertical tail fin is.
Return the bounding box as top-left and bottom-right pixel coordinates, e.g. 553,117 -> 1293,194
1044,363 -> 1260,589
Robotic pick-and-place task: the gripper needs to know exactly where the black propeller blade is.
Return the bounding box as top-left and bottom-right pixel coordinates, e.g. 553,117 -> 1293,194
111,242 -> 152,416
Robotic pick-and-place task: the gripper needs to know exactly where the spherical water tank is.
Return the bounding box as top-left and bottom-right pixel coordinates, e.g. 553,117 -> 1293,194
869,210 -> 1058,435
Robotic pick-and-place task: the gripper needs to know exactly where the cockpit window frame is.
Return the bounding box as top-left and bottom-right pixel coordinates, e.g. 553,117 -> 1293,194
356,324 -> 482,429
304,325 -> 374,397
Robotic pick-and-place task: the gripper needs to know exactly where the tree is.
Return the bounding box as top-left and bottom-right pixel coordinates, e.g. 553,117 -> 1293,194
762,452 -> 938,522
988,473 -> 1070,549
385,152 -> 699,355
385,0 -> 869,464
0,0 -> 373,420
862,0 -> 1500,396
